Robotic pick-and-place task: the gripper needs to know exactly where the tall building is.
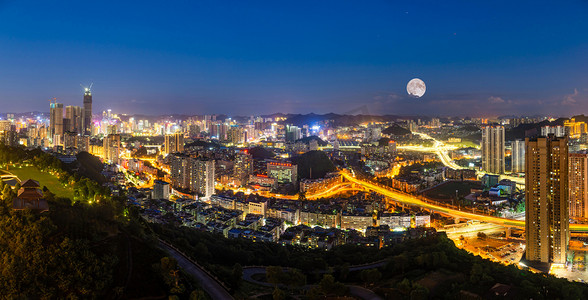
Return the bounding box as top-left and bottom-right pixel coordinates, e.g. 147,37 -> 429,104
164,132 -> 184,154
169,154 -> 192,190
83,87 -> 92,136
192,159 -> 215,199
525,135 -> 569,264
511,139 -> 525,173
103,134 -> 121,164
285,125 -> 302,142
233,152 -> 253,186
49,102 -> 64,141
65,105 -> 84,133
481,126 -> 505,174
569,152 -> 588,220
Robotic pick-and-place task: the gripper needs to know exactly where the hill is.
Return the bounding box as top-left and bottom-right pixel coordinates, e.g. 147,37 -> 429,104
292,150 -> 335,179
382,123 -> 411,136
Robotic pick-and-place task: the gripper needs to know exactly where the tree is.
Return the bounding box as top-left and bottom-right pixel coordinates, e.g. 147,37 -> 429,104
266,266 -> 284,287
230,263 -> 242,289
360,269 -> 381,286
272,287 -> 286,300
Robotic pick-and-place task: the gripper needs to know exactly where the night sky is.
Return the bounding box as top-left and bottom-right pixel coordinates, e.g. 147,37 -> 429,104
0,1 -> 586,117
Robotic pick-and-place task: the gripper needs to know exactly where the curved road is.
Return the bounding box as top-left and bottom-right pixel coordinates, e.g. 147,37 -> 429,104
159,240 -> 234,300
341,170 -> 588,233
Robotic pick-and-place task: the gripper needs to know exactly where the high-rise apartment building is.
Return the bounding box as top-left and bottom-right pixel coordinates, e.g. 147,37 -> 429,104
511,139 -> 525,173
83,87 -> 92,136
233,152 -> 253,186
49,102 -> 64,141
481,126 -> 505,174
525,135 -> 569,264
569,152 -> 588,220
191,159 -> 215,199
164,132 -> 184,154
103,134 -> 121,164
170,154 -> 192,190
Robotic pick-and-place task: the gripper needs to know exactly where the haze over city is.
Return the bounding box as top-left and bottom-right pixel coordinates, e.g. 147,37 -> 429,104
0,1 -> 587,116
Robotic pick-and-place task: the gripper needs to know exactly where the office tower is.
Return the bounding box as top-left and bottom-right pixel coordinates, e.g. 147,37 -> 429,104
541,125 -> 565,138
569,152 -> 588,220
481,126 -> 505,174
192,159 -> 215,199
233,152 -> 253,186
49,102 -> 64,142
83,87 -> 92,136
164,132 -> 184,154
525,135 -> 569,264
65,105 -> 83,133
511,139 -> 525,173
152,180 -> 170,200
103,134 -> 121,164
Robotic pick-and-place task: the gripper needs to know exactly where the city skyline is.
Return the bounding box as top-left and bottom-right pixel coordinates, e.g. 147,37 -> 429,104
0,1 -> 586,116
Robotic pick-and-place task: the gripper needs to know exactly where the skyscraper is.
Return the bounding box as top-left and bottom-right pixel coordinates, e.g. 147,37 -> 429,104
49,102 -> 64,142
511,139 -> 525,173
481,126 -> 505,174
525,135 -> 569,264
83,87 -> 92,136
164,132 -> 184,154
569,152 -> 588,220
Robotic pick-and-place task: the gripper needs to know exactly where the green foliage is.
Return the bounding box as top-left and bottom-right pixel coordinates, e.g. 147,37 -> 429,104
292,150 -> 335,179
0,211 -> 116,298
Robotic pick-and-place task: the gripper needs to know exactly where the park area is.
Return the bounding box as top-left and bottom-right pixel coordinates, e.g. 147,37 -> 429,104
6,165 -> 74,199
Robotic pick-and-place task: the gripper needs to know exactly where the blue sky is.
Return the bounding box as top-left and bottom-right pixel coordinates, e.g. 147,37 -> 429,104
0,0 -> 586,116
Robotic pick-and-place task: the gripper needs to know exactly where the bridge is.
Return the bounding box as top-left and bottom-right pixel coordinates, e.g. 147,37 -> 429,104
339,170 -> 588,233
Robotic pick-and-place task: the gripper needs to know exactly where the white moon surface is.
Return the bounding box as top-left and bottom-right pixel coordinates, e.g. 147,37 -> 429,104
407,78 -> 426,98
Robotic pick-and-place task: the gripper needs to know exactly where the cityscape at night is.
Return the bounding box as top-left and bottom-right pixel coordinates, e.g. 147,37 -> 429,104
1,1 -> 588,299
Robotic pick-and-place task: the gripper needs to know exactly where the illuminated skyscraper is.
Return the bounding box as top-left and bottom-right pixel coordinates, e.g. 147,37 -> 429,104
569,152 -> 588,220
83,86 -> 93,136
525,135 -> 569,264
481,126 -> 505,174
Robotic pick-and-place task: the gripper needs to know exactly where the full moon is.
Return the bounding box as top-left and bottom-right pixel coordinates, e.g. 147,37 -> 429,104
407,78 -> 426,98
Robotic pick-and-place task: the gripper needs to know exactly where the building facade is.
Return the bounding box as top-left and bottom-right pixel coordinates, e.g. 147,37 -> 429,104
481,126 -> 505,174
525,135 -> 569,264
511,139 -> 525,173
569,152 -> 588,220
